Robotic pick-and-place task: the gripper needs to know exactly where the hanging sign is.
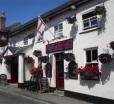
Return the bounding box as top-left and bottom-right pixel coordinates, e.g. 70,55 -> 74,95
0,31 -> 8,47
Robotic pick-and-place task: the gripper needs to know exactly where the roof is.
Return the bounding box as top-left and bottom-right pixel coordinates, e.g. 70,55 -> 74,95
9,0 -> 93,37
4,45 -> 32,55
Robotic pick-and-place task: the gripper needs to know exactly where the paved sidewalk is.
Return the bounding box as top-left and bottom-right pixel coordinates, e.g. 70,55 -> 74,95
0,84 -> 92,104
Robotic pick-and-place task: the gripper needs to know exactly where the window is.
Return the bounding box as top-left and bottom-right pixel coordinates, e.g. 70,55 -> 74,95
86,48 -> 98,63
54,23 -> 63,38
82,11 -> 98,30
24,37 -> 28,45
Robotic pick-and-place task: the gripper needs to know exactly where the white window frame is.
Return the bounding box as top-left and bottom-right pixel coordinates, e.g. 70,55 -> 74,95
54,23 -> 63,39
83,15 -> 98,30
82,10 -> 99,30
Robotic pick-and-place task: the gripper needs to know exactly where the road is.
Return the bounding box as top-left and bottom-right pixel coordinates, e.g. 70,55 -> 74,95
0,90 -> 49,104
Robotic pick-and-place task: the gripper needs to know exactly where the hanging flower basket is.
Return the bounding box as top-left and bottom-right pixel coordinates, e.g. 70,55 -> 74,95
24,56 -> 34,63
4,59 -> 10,65
33,50 -> 42,57
94,6 -> 106,16
31,67 -> 42,75
78,64 -> 100,80
64,53 -> 75,61
98,53 -> 112,64
38,56 -> 49,63
110,41 -> 114,50
66,16 -> 77,24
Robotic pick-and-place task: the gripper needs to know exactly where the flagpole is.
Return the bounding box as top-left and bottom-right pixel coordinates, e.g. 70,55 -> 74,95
38,16 -> 55,38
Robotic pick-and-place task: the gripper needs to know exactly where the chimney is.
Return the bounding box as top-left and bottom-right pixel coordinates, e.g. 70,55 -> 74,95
0,12 -> 6,29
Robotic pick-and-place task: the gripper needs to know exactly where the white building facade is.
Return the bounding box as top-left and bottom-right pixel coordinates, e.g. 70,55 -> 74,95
0,0 -> 114,103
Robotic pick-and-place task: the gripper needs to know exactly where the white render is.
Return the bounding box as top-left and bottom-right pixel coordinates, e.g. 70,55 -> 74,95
18,54 -> 24,83
0,0 -> 114,100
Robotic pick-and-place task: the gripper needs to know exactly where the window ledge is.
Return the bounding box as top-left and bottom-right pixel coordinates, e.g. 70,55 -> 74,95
79,27 -> 101,34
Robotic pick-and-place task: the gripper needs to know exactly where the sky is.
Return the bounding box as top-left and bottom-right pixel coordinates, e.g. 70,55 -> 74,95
0,0 -> 69,26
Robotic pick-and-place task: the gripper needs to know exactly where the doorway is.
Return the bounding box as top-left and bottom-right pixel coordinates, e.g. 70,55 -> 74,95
55,53 -> 64,90
7,56 -> 18,83
10,62 -> 18,83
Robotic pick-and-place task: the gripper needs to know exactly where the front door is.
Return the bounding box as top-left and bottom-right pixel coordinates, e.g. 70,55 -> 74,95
55,53 -> 64,90
11,62 -> 18,83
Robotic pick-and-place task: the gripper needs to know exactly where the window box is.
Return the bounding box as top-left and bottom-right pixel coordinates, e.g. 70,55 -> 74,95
78,64 -> 100,80
98,53 -> 112,64
110,41 -> 114,50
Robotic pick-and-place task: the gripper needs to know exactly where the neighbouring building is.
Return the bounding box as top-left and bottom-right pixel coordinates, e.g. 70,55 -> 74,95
0,0 -> 114,103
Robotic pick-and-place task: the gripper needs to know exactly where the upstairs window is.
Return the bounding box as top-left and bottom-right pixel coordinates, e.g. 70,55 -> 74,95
24,37 -> 28,45
54,23 -> 63,39
86,48 -> 98,63
82,11 -> 98,30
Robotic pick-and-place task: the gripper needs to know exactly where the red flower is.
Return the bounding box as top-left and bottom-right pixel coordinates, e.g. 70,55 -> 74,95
31,67 -> 42,74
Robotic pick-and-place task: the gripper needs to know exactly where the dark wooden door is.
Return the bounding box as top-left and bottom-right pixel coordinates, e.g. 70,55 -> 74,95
11,63 -> 18,83
55,53 -> 64,90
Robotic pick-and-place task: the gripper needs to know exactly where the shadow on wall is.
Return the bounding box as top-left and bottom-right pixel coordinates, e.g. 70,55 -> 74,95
80,79 -> 100,89
70,23 -> 78,40
97,15 -> 106,35
80,56 -> 114,88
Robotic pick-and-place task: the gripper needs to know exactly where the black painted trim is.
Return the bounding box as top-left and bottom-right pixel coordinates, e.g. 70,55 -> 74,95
64,90 -> 114,104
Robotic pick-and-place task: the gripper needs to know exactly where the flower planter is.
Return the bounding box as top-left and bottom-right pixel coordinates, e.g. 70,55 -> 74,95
98,53 -> 112,64
110,41 -> 114,50
31,67 -> 42,75
78,64 -> 100,80
95,6 -> 106,16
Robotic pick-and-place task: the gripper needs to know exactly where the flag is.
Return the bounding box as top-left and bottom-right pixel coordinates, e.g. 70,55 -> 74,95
36,16 -> 46,42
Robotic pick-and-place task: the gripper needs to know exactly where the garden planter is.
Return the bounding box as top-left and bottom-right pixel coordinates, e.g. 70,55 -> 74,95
95,6 -> 106,16
78,64 -> 100,80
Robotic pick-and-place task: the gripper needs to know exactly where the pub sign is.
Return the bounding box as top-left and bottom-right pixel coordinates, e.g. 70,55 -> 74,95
46,39 -> 73,53
0,31 -> 8,47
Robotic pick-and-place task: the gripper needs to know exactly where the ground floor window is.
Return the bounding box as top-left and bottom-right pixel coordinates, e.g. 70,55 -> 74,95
85,48 -> 98,63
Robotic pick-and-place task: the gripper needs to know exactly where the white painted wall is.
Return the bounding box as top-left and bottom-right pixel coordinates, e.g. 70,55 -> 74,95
63,0 -> 114,100
34,0 -> 114,100
0,0 -> 114,100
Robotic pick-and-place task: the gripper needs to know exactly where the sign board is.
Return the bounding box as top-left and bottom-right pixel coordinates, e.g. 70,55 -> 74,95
46,39 -> 73,53
0,31 -> 8,47
39,77 -> 49,93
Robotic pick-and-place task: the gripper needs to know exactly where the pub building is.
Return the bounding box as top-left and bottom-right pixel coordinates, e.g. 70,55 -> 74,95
0,0 -> 114,103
